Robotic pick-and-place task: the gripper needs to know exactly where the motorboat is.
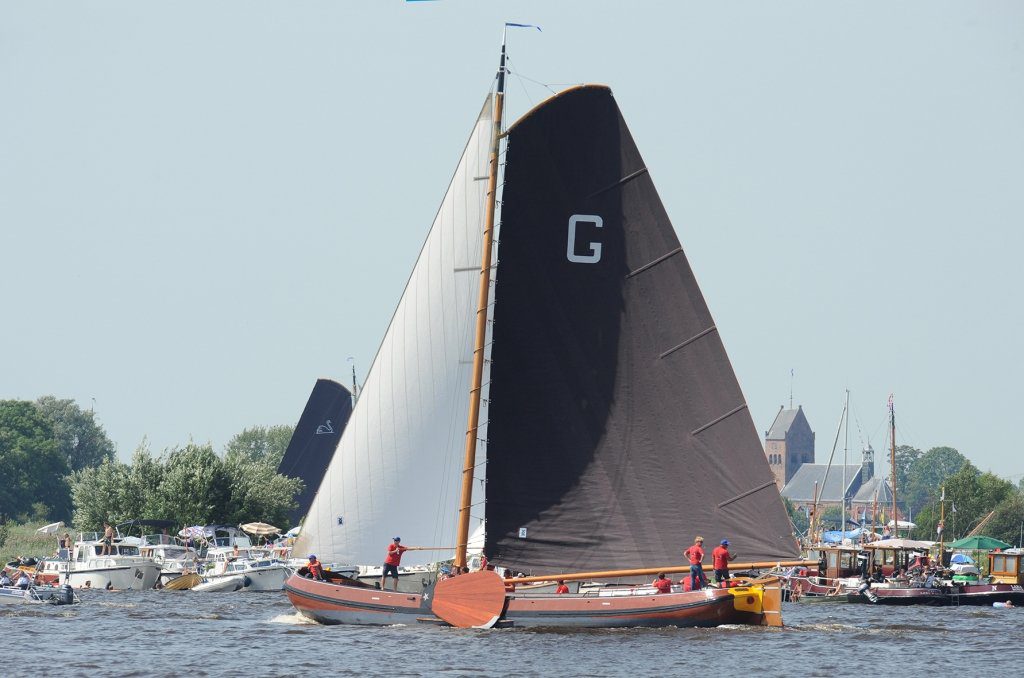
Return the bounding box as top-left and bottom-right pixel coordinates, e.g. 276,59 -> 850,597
0,583 -> 77,606
192,574 -> 246,592
63,532 -> 162,590
194,527 -> 291,591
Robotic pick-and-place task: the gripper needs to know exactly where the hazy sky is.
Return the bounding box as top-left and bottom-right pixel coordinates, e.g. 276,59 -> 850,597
3,2 -> 1022,481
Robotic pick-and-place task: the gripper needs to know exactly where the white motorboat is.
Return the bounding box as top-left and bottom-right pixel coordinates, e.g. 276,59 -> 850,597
63,533 -> 162,590
199,548 -> 291,591
192,574 -> 246,592
193,527 -> 291,591
119,520 -> 200,585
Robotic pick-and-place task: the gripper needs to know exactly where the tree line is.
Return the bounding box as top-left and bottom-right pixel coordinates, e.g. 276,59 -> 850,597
893,445 -> 1023,546
0,397 -> 301,531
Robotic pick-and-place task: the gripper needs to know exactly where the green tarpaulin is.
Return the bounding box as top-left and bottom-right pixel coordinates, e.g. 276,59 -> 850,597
945,535 -> 1012,551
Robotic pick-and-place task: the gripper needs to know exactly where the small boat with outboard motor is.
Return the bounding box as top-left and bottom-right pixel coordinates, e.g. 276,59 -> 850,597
0,584 -> 77,605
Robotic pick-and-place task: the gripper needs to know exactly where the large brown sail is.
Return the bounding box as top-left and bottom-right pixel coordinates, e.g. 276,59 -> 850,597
483,86 -> 798,572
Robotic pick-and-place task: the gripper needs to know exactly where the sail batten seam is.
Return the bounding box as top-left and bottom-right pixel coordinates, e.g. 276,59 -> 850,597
627,248 -> 683,278
716,481 -> 778,509
691,403 -> 747,436
659,326 -> 718,359
586,167 -> 648,199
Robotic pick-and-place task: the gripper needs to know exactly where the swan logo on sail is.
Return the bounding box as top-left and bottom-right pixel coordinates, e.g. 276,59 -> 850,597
566,214 -> 603,263
315,419 -> 334,435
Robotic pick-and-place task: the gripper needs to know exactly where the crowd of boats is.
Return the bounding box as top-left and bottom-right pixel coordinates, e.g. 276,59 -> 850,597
0,519 -> 432,605
775,538 -> 1024,607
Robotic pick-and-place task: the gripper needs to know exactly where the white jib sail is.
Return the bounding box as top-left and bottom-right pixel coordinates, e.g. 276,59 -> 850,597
297,96 -> 493,567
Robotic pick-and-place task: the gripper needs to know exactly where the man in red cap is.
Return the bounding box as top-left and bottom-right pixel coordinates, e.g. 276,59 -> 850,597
380,537 -> 408,591
712,539 -> 736,586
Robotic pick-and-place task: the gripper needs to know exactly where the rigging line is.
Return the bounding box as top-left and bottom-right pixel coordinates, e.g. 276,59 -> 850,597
504,55 -> 557,96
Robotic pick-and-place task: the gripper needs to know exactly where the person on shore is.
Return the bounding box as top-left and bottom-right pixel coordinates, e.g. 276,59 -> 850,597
101,522 -> 115,556
683,536 -> 707,591
307,554 -> 325,581
555,580 -> 569,594
380,537 -> 408,591
711,540 -> 736,586
652,573 -> 673,594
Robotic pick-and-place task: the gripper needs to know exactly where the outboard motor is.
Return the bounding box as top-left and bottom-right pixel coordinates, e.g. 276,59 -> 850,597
858,579 -> 878,603
54,585 -> 75,606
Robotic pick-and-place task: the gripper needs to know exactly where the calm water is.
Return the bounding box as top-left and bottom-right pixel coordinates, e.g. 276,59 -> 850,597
3,591 -> 1022,676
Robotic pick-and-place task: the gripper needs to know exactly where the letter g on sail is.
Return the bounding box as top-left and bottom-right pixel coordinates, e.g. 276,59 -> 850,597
566,214 -> 603,264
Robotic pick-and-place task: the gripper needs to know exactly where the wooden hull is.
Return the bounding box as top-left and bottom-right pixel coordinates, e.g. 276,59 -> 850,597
503,587 -> 770,628
846,587 -> 949,606
284,573 -> 779,628
285,574 -> 426,625
948,583 -> 1024,606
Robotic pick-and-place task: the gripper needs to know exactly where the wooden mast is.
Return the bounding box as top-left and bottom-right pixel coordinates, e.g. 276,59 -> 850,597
454,35 -> 507,569
889,395 -> 898,536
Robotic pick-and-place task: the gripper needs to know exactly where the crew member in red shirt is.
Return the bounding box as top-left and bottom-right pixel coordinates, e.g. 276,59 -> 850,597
380,536 -> 408,591
555,579 -> 569,594
652,572 -> 673,594
307,554 -> 325,581
683,536 -> 707,591
712,539 -> 736,586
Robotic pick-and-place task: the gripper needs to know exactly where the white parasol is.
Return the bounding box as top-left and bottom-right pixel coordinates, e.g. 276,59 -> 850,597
35,521 -> 64,534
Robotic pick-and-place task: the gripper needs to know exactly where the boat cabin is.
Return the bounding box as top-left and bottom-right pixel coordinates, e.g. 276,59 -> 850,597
74,542 -> 141,561
989,549 -> 1024,585
863,541 -> 933,578
808,546 -> 864,580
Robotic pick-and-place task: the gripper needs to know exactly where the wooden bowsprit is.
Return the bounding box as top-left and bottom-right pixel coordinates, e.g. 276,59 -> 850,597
430,570 -> 507,628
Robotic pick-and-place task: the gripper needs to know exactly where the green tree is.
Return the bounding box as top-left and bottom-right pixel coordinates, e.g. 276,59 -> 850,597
223,455 -> 303,528
223,425 -> 293,467
902,446 -> 969,515
34,396 -> 115,471
892,445 -> 921,498
913,463 -> 1016,540
784,497 -> 809,535
152,443 -> 230,526
70,459 -> 131,529
986,492 -> 1024,548
0,400 -> 71,521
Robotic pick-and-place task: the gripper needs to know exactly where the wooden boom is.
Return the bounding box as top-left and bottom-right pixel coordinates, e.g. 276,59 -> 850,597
502,560 -> 815,584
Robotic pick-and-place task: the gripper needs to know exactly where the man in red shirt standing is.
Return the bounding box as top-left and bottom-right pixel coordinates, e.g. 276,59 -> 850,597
712,539 -> 736,586
380,536 -> 408,591
652,572 -> 673,594
683,536 -> 707,591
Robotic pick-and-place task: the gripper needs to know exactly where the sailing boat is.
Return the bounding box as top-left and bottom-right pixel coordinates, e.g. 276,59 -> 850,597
276,378 -> 354,527
285,32 -> 800,629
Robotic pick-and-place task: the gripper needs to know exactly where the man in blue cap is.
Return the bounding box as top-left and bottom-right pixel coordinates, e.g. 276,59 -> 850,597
712,539 -> 736,586
380,537 -> 408,591
307,554 -> 325,581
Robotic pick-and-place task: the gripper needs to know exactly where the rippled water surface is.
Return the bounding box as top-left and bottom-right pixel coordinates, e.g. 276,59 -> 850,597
3,591 -> 1023,676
